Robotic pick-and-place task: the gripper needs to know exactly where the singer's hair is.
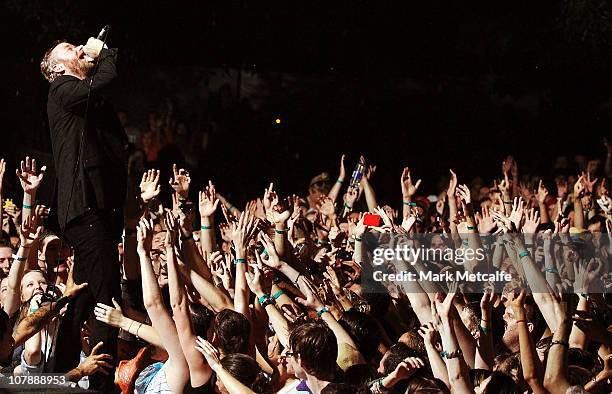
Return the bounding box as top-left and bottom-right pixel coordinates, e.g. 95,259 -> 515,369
40,40 -> 66,82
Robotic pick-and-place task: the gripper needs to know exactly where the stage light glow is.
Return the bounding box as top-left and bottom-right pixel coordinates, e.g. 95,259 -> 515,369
275,118 -> 281,124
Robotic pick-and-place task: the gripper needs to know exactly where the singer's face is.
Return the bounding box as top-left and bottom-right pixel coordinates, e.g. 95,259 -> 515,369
52,42 -> 95,79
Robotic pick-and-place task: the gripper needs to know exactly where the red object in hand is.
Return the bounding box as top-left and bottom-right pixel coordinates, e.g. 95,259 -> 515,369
363,213 -> 381,227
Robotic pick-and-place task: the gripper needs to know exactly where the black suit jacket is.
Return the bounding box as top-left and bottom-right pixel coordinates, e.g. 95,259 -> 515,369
47,48 -> 128,228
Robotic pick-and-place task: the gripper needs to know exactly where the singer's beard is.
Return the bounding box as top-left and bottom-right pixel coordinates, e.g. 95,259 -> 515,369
66,57 -> 96,79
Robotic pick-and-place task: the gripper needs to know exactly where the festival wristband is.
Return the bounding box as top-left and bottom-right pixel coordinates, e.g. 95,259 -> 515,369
273,290 -> 285,299
234,258 -> 246,264
316,306 -> 330,317
201,225 -> 212,230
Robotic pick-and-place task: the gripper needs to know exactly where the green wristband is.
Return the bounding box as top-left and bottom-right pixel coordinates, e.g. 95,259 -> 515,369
316,306 -> 330,317
518,250 -> 530,258
234,258 -> 246,264
275,228 -> 289,234
201,225 -> 212,230
403,201 -> 416,206
273,290 -> 285,299
23,204 -> 32,209
336,179 -> 344,185
467,226 -> 476,230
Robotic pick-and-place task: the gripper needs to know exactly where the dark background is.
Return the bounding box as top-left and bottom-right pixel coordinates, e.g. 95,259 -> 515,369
1,1 -> 611,207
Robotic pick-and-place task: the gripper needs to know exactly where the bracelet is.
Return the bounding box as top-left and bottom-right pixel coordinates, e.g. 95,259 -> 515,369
293,273 -> 303,285
127,320 -> 134,335
543,267 -> 559,274
344,204 -> 352,210
467,226 -> 476,230
259,295 -> 276,308
353,235 -> 362,242
226,204 -> 234,211
23,203 -> 32,209
136,323 -> 142,339
201,225 -> 212,230
515,319 -> 526,324
518,250 -> 530,258
316,306 -> 330,317
503,201 -> 513,204
275,228 -> 289,234
579,293 -> 590,300
402,201 -> 417,206
12,254 -> 27,262
550,340 -> 569,348
439,348 -> 462,359
273,290 -> 285,299
234,258 -> 246,264
479,325 -> 491,335
336,179 -> 344,185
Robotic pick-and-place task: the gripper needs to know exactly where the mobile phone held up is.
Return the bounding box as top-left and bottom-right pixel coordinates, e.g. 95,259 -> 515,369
363,213 -> 381,227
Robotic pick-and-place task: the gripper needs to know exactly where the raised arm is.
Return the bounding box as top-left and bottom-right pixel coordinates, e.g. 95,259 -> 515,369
199,181 -> 220,255
94,299 -> 163,347
400,167 -> 421,218
510,290 -> 546,394
328,154 -> 346,202
3,215 -> 42,316
56,47 -> 118,111
543,291 -> 572,394
136,217 -> 189,393
165,211 -> 213,387
434,290 -> 473,394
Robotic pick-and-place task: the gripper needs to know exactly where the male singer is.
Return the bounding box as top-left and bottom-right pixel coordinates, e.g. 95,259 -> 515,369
40,36 -> 127,390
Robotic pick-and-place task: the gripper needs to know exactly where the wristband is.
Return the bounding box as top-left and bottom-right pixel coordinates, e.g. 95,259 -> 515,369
272,290 -> 285,299
353,235 -> 362,242
316,306 -> 330,317
439,348 -> 462,359
479,325 -> 491,335
344,204 -> 352,210
543,267 -> 559,274
234,258 -> 246,264
136,323 -> 142,339
23,203 -> 32,209
127,320 -> 134,335
12,254 -> 26,262
518,250 -> 530,258
550,340 -> 569,348
200,225 -> 212,230
402,201 -> 417,206
293,273 -> 303,285
467,226 -> 476,230
258,294 -> 272,304
336,179 -> 344,185
275,228 -> 289,234
503,201 -> 513,204
226,204 -> 234,211
515,319 -> 526,324
580,293 -> 590,300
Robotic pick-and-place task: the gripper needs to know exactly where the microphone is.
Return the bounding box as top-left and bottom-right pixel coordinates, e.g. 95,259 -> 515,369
97,25 -> 110,42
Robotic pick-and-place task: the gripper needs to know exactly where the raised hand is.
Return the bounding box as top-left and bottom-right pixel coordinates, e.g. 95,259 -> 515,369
598,194 -> 612,215
77,342 -> 113,376
262,183 -> 278,212
477,206 -> 496,234
447,169 -> 458,198
169,164 -> 191,198
318,196 -> 336,218
19,215 -> 43,247
94,298 -> 126,328
136,217 -> 154,254
338,154 -> 347,181
164,210 -> 179,247
198,180 -> 220,217
229,211 -> 258,250
295,276 -> 325,311
522,208 -> 540,234
258,233 -> 282,269
244,264 -> 263,295
433,288 -> 456,320
16,156 -> 46,194
573,174 -> 585,197
401,167 -> 422,199
343,187 -> 358,208
509,197 -> 525,230
456,184 -> 471,205
508,289 -> 527,321
140,169 -> 161,203
582,172 -> 598,194
195,337 -> 221,371
387,357 -> 425,382
418,322 -> 441,350
535,180 -> 548,204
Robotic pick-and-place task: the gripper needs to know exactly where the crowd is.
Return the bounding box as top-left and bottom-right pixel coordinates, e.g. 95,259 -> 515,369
0,135 -> 612,394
